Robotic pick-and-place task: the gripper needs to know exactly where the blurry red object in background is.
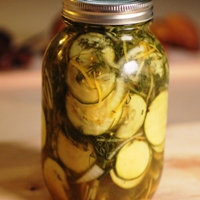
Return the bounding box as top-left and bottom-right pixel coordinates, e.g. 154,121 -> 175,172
151,13 -> 199,51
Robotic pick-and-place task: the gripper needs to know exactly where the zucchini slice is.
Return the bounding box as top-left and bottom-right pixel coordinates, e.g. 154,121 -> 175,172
115,140 -> 151,180
115,94 -> 146,139
110,169 -> 145,189
66,78 -> 127,135
69,32 -> 117,69
144,90 -> 168,146
43,157 -> 70,200
57,131 -> 96,174
69,32 -> 106,59
67,32 -> 117,104
66,60 -> 116,104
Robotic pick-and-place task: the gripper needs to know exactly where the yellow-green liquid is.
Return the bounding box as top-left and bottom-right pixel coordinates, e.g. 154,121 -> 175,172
42,22 -> 168,200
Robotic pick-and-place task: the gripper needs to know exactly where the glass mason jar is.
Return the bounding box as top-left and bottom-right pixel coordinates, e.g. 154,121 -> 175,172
42,0 -> 169,199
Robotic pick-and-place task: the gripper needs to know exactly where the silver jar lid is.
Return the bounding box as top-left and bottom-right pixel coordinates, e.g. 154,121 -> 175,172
62,0 -> 153,25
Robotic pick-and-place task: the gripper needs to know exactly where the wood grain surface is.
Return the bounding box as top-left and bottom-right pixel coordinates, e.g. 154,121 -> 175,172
0,121 -> 200,200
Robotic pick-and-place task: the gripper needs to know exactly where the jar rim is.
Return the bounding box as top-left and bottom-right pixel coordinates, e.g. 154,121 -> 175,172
62,0 -> 153,25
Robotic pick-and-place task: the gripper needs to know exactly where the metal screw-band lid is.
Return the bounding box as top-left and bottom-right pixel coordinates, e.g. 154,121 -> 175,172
62,0 -> 153,25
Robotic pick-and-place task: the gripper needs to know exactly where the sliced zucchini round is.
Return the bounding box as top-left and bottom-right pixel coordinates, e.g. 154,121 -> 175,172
115,140 -> 151,180
66,78 -> 127,136
69,32 -> 116,70
115,94 -> 146,139
144,90 -> 168,146
66,60 -> 116,104
43,157 -> 70,200
69,32 -> 106,59
110,169 -> 145,189
67,32 -> 117,104
57,130 -> 96,174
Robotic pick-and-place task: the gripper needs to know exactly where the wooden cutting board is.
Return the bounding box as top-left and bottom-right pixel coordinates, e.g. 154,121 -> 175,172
0,121 -> 200,200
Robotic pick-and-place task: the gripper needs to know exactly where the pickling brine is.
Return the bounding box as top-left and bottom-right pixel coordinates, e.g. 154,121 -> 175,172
42,1 -> 169,199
